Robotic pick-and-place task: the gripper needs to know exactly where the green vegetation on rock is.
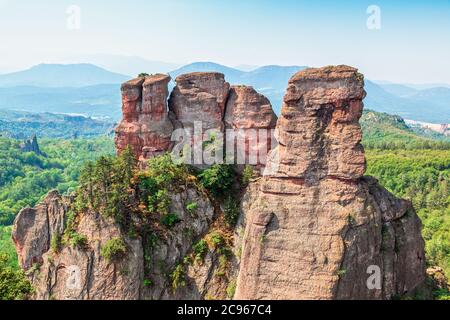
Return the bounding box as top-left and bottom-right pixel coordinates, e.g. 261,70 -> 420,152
101,238 -> 127,263
197,164 -> 235,199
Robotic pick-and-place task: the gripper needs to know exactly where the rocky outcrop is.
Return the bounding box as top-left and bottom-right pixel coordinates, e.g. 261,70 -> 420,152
115,72 -> 277,170
15,65 -> 427,300
169,72 -> 230,134
224,85 -> 278,172
12,184 -> 228,300
234,66 -> 426,300
13,190 -> 67,270
20,134 -> 44,156
115,74 -> 174,162
12,191 -> 143,299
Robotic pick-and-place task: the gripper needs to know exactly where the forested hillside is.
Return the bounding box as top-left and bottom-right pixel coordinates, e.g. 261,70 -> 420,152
361,110 -> 450,149
366,150 -> 450,280
0,137 -> 115,225
0,110 -> 115,139
361,110 -> 450,284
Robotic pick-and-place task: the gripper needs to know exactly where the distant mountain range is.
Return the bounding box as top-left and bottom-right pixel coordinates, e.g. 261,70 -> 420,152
0,62 -> 448,123
0,84 -> 122,120
0,64 -> 130,87
57,54 -> 181,77
364,81 -> 450,123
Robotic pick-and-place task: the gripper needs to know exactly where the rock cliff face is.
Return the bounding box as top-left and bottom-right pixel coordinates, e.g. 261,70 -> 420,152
224,85 -> 278,171
234,66 -> 425,299
13,66 -> 426,300
169,72 -> 230,134
12,183 -> 227,300
115,74 -> 174,162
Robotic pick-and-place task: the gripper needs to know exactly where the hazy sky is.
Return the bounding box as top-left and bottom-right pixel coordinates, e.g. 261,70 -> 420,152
1,0 -> 449,83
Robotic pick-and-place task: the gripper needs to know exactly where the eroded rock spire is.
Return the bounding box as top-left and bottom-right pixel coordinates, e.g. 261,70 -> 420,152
235,65 -> 425,300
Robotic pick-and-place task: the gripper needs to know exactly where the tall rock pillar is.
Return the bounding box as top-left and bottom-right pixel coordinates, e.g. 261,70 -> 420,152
235,66 -> 425,300
115,74 -> 174,162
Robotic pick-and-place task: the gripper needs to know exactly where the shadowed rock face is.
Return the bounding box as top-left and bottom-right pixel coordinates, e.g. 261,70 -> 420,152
114,74 -> 174,162
14,66 -> 426,300
235,66 -> 426,300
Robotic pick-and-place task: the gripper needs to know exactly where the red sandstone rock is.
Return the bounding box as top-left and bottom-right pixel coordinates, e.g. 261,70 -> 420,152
224,85 -> 278,170
269,65 -> 367,180
168,72 -> 230,134
115,74 -> 174,162
13,66 -> 427,301
235,65 -> 426,300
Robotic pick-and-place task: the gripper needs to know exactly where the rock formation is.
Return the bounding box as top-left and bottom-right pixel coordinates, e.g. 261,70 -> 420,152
224,85 -> 278,171
13,66 -> 426,300
234,66 -> 426,299
115,71 -> 276,170
20,134 -> 44,156
169,72 -> 230,134
115,74 -> 174,162
12,184 -> 227,300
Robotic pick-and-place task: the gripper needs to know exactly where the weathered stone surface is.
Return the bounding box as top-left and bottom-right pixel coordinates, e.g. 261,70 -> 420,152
12,190 -> 67,270
13,191 -> 144,300
143,186 -> 216,300
12,186 -> 227,300
224,86 -> 277,171
14,65 -> 427,301
169,72 -> 230,134
32,212 -> 144,300
235,65 -> 426,300
115,74 -> 174,162
266,65 -> 366,180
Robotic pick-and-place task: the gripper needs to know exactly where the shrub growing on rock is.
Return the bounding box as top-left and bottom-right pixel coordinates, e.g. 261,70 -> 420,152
161,213 -> 180,229
101,237 -> 127,263
223,196 -> 239,227
198,164 -> 234,198
241,165 -> 254,186
192,239 -> 208,262
171,263 -> 186,292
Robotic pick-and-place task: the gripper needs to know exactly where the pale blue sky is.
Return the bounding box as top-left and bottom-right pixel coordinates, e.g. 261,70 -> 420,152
0,0 -> 449,83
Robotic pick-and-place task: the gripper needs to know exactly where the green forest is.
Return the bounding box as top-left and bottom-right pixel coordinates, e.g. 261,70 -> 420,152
0,136 -> 115,226
0,110 -> 449,299
366,150 -> 450,279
